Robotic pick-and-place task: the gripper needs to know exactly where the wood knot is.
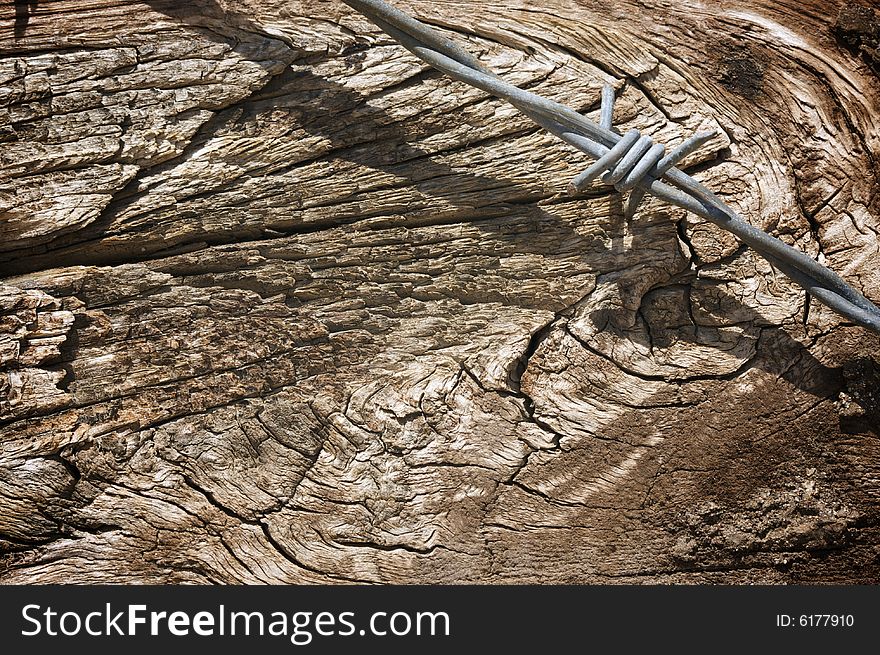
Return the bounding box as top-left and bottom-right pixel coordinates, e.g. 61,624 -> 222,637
717,43 -> 766,99
834,2 -> 880,76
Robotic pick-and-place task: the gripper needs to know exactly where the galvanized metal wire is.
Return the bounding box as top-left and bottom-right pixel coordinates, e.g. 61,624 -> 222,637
341,0 -> 880,334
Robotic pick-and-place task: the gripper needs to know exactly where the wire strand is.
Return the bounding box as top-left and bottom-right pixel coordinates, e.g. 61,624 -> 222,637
341,0 -> 880,334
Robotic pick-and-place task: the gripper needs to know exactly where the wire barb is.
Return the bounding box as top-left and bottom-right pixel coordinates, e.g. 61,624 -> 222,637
569,84 -> 717,218
570,86 -> 666,206
340,0 -> 880,334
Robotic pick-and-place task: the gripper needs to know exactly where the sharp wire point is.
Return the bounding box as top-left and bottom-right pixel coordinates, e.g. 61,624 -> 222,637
600,83 -> 615,131
625,188 -> 648,220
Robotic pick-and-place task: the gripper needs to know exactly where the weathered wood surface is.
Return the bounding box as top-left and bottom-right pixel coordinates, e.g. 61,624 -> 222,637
1,0 -> 879,583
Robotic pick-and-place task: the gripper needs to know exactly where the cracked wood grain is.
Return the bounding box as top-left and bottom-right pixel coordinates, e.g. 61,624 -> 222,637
1,0 -> 879,583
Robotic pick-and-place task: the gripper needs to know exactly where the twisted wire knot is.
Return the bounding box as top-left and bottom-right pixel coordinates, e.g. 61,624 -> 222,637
567,84 -> 717,220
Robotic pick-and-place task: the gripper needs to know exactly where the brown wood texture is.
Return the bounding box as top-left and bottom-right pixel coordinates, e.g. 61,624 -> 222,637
1,0 -> 879,583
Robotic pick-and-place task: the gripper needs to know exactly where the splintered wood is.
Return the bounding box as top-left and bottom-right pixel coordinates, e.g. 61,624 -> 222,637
1,0 -> 879,583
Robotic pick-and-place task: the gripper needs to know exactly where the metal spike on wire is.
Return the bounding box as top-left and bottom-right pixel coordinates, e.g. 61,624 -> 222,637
341,0 -> 880,334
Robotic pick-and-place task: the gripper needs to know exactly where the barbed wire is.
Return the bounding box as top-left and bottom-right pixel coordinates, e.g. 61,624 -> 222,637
341,0 -> 880,334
